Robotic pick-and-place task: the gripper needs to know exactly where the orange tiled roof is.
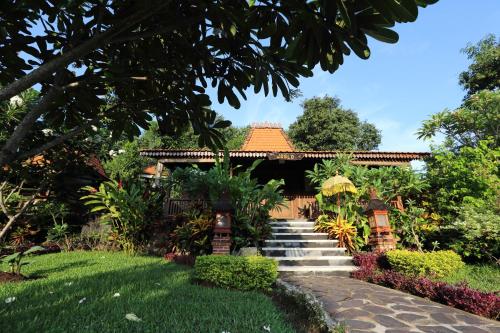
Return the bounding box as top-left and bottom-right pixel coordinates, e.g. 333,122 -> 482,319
143,165 -> 156,175
241,123 -> 295,151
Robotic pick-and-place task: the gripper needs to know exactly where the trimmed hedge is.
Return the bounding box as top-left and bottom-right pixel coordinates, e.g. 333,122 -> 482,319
194,255 -> 278,291
386,250 -> 464,278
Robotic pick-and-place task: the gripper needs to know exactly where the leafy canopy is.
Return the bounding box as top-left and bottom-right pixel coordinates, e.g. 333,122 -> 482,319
0,0 -> 438,166
458,34 -> 500,97
417,90 -> 500,150
288,96 -> 381,151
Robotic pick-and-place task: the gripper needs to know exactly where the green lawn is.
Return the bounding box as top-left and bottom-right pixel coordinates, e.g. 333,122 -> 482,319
0,251 -> 295,333
440,264 -> 500,292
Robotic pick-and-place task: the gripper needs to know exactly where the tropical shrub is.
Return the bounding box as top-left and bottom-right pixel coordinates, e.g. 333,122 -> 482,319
425,141 -> 499,222
81,180 -> 161,254
194,255 -> 278,291
170,210 -> 214,256
171,151 -> 285,250
315,215 -> 357,253
445,203 -> 500,262
307,155 -> 429,250
386,250 -> 464,279
1,245 -> 44,275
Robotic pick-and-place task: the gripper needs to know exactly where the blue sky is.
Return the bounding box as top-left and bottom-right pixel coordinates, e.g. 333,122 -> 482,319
207,0 -> 499,152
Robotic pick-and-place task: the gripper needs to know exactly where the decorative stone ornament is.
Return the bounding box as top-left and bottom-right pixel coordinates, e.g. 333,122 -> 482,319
365,189 -> 396,252
211,192 -> 233,255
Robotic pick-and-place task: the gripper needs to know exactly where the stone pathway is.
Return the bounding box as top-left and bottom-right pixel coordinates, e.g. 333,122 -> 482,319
282,275 -> 500,333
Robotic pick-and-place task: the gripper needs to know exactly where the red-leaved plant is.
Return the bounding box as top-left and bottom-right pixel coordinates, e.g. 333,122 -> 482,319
351,252 -> 500,320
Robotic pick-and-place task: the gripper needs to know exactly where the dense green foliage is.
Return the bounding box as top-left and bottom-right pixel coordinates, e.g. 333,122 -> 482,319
171,152 -> 285,250
425,141 -> 499,221
458,34 -> 500,97
418,90 -> 500,149
194,255 -> 278,291
102,121 -> 249,183
440,264 -> 500,293
418,34 -> 500,263
0,1 -> 438,167
306,155 -> 428,250
444,204 -> 500,262
288,96 -> 381,151
0,251 -> 293,333
386,250 -> 464,278
81,180 -> 163,254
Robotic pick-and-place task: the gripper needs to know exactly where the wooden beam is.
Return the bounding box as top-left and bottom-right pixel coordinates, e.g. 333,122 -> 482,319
158,158 -> 216,163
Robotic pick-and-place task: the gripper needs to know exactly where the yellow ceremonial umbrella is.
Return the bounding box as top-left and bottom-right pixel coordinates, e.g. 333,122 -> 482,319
321,172 -> 357,216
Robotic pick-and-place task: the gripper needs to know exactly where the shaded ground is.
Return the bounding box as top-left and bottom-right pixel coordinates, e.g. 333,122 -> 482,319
283,274 -> 500,333
0,251 -> 294,333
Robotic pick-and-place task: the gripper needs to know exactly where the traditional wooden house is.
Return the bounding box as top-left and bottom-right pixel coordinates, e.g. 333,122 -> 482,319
140,123 -> 429,220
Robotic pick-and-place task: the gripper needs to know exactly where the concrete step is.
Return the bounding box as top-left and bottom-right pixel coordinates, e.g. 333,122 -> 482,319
277,265 -> 357,273
271,233 -> 328,240
264,239 -> 338,248
271,226 -> 314,233
262,247 -> 347,257
269,221 -> 315,227
273,256 -> 353,266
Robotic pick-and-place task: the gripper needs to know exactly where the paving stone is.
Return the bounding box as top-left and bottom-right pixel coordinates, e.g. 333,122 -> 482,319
455,314 -> 489,325
391,304 -> 419,312
389,296 -> 415,305
373,315 -> 409,328
336,308 -> 371,320
344,319 -> 376,330
282,276 -> 498,333
361,304 -> 395,315
487,326 -> 500,333
451,326 -> 492,333
341,299 -> 365,307
430,313 -> 458,324
417,326 -> 459,333
395,313 -> 428,322
418,305 -> 446,313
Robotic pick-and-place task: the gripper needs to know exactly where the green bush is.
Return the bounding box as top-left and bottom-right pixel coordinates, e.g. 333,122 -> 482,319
194,255 -> 278,291
386,250 -> 464,278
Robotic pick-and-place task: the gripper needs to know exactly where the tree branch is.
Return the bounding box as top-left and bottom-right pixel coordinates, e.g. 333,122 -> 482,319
0,184 -> 41,240
0,87 -> 61,167
0,4 -> 170,103
12,119 -> 100,163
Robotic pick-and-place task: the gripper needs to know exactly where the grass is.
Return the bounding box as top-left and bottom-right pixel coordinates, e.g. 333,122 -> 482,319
440,264 -> 500,292
0,251 -> 295,333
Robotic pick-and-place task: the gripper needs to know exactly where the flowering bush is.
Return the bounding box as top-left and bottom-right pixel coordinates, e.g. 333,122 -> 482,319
351,252 -> 500,319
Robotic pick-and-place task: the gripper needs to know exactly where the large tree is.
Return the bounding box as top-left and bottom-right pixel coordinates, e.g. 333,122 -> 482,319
418,34 -> 500,150
288,96 -> 381,150
0,0 -> 438,168
458,34 -> 500,98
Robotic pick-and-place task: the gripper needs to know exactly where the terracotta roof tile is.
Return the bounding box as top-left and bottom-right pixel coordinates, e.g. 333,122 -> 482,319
241,126 -> 295,151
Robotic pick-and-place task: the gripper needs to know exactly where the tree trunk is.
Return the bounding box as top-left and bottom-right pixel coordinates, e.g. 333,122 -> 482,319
0,194 -> 37,241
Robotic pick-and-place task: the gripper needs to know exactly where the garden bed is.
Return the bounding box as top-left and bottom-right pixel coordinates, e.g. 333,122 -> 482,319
351,252 -> 500,320
0,251 -> 295,333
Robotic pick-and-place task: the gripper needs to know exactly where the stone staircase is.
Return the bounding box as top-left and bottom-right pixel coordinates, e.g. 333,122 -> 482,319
262,220 -> 356,275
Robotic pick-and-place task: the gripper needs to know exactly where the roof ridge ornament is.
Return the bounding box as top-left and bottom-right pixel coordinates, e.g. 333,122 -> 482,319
250,122 -> 282,128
